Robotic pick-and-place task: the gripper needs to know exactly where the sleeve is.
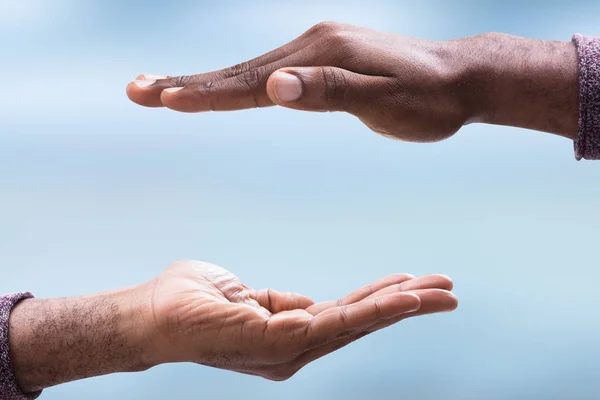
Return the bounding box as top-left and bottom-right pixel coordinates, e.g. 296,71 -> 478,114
572,34 -> 600,160
0,293 -> 41,400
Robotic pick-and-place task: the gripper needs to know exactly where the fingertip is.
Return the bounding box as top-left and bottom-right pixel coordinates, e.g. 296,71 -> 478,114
298,296 -> 316,310
285,291 -> 315,310
446,291 -> 459,311
402,293 -> 422,314
141,74 -> 168,80
399,274 -> 454,292
431,274 -> 454,291
133,79 -> 156,88
300,293 -> 316,306
164,87 -> 184,93
415,289 -> 459,312
275,70 -> 304,103
387,292 -> 422,312
126,80 -> 164,108
390,273 -> 415,281
125,81 -> 143,104
406,292 -> 422,308
267,69 -> 302,105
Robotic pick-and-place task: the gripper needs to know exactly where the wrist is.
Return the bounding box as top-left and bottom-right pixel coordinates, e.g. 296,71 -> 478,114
440,35 -> 492,126
130,279 -> 172,367
104,285 -> 162,371
429,37 -> 491,133
448,33 -> 579,139
9,286 -> 158,392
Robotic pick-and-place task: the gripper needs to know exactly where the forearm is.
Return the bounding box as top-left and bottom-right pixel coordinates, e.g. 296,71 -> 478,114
8,287 -> 155,393
452,33 -> 579,140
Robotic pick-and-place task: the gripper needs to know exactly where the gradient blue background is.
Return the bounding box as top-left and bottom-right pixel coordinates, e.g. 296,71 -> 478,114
1,0 -> 600,399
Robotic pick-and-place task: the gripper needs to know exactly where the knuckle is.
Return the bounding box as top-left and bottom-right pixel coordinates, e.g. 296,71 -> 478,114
234,68 -> 263,108
227,61 -> 252,76
264,288 -> 274,310
305,22 -> 358,65
338,305 -> 349,324
308,21 -> 342,36
235,68 -> 262,90
327,32 -> 359,64
372,298 -> 383,319
171,75 -> 191,87
327,29 -> 351,47
389,283 -> 403,293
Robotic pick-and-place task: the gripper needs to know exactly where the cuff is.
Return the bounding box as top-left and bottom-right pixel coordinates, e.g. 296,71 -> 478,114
572,34 -> 600,160
0,293 -> 41,400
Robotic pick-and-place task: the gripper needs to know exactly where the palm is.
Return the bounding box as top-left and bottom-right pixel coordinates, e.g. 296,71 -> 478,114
148,261 -> 457,380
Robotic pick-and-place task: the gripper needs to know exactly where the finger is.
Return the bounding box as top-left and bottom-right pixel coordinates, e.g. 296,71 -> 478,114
305,273 -> 415,315
398,274 -> 453,291
360,275 -> 454,301
159,74 -> 273,112
367,289 -> 458,332
126,32 -> 315,108
252,289 -> 315,313
266,66 -> 387,113
304,292 -> 421,349
126,75 -> 171,108
291,289 -> 457,368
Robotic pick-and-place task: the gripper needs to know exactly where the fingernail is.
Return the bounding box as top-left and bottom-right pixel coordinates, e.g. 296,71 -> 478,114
274,71 -> 303,102
133,79 -> 156,88
164,87 -> 184,93
407,295 -> 422,312
142,74 -> 167,80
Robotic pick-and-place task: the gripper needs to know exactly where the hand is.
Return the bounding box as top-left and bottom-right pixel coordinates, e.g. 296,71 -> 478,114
142,260 -> 458,380
127,22 -> 578,141
9,260 -> 457,392
127,22 -> 467,142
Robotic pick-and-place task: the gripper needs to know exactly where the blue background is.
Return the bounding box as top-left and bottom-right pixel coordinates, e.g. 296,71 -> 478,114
1,0 -> 600,398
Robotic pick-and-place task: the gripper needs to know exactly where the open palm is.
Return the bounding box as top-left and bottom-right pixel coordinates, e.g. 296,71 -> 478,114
145,261 -> 457,380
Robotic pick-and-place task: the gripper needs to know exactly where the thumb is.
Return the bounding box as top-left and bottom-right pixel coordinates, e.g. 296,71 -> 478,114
252,289 -> 315,313
267,66 -> 369,112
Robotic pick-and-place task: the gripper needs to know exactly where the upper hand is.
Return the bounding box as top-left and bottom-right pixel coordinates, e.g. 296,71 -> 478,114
139,260 -> 458,380
126,22 -> 471,142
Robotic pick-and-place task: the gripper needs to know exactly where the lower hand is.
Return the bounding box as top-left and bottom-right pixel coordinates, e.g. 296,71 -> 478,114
9,260 -> 457,392
141,260 -> 458,380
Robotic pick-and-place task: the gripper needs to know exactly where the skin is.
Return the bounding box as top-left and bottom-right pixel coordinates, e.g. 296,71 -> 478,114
9,261 -> 458,393
126,22 -> 579,142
